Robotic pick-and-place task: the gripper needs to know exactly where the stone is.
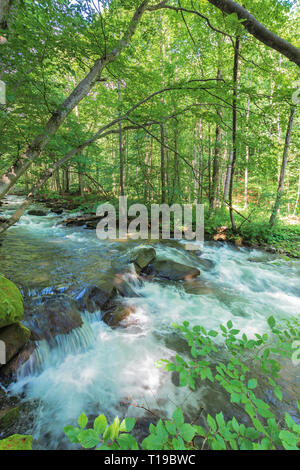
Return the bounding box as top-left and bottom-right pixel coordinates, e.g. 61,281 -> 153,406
133,247 -> 156,273
77,282 -> 116,312
144,259 -> 200,281
24,295 -> 82,341
50,208 -> 63,215
0,275 -> 24,328
0,341 -> 36,381
111,273 -> 138,298
27,210 -> 47,216
197,258 -> 215,270
0,407 -> 20,433
0,323 -> 31,364
102,304 -> 136,328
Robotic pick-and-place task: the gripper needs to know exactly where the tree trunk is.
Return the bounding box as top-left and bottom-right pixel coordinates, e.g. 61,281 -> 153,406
0,0 -> 151,200
207,0 -> 300,67
160,124 -> 166,203
293,170 -> 300,216
269,106 -> 296,227
0,0 -> 13,30
229,36 -> 240,232
118,78 -> 125,196
244,67 -> 252,209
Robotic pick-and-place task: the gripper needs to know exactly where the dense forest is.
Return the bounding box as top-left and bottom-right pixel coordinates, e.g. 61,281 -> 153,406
0,0 -> 299,453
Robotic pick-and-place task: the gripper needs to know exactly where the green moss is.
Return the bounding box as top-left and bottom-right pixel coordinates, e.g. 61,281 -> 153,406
0,434 -> 32,450
0,275 -> 24,328
0,407 -> 20,431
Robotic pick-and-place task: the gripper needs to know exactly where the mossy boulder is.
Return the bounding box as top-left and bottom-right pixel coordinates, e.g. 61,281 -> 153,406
0,434 -> 33,450
0,275 -> 24,328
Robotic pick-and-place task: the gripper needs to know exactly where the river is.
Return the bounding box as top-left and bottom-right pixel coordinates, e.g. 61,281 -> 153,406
0,195 -> 299,449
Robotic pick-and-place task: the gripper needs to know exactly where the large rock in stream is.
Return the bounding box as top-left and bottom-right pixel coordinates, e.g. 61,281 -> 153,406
24,295 -> 83,341
132,247 -> 200,280
144,259 -> 200,281
132,247 -> 156,273
78,274 -> 138,313
27,210 -> 47,216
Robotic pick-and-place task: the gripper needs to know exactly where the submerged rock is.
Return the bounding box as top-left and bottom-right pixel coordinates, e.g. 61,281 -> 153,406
27,210 -> 47,216
196,258 -> 215,270
111,273 -> 138,298
102,304 -> 136,328
24,295 -> 82,341
144,259 -> 200,281
0,323 -> 31,364
183,279 -> 214,296
0,275 -> 24,328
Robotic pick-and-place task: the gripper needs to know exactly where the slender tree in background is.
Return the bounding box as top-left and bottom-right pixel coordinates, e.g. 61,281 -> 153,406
229,36 -> 240,232
269,107 -> 297,228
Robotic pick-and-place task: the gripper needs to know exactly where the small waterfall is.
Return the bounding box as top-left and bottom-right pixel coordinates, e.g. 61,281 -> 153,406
17,317 -> 97,379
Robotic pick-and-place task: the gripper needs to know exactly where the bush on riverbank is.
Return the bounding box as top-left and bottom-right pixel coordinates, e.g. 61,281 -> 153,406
63,315 -> 300,451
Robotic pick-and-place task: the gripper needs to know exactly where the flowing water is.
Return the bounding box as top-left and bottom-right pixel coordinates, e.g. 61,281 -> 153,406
0,195 -> 300,449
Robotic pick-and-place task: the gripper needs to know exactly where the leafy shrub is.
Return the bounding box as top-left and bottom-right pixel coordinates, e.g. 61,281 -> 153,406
65,316 -> 300,450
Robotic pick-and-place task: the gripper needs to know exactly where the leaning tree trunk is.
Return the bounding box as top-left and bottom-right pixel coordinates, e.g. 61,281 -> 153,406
269,106 -> 296,227
207,0 -> 300,67
0,0 -> 151,200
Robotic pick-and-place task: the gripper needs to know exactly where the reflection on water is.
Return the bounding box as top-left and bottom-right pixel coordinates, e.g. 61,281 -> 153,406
1,196 -> 300,449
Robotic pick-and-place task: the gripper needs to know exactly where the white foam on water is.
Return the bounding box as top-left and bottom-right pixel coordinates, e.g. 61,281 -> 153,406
2,196 -> 300,448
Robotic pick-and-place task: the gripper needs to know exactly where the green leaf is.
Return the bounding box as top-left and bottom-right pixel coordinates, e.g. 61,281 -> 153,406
172,407 -> 184,428
120,417 -> 136,433
207,414 -> 217,432
165,420 -> 177,436
64,425 -> 80,443
78,429 -> 100,448
178,423 -> 195,442
117,433 -> 138,450
247,378 -> 257,389
78,412 -> 88,429
94,414 -> 107,435
103,416 -> 120,442
267,316 -> 276,329
279,430 -> 299,450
